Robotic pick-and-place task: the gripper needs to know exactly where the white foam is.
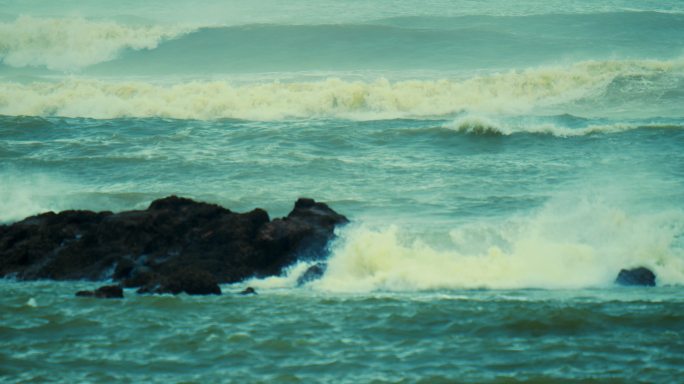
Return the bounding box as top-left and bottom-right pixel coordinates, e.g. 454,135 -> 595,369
244,261 -> 315,290
314,194 -> 684,292
1,58 -> 681,120
444,115 -> 662,137
0,16 -> 192,71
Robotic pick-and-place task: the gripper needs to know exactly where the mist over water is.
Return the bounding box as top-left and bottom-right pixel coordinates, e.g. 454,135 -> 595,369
2,1 -> 684,382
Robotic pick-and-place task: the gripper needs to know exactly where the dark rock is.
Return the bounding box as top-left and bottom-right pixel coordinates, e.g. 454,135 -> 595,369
76,285 -> 124,299
112,258 -> 135,280
120,266 -> 157,288
255,198 -> 348,273
239,287 -> 257,295
0,195 -> 347,295
137,269 -> 221,295
615,267 -> 656,287
296,263 -> 327,286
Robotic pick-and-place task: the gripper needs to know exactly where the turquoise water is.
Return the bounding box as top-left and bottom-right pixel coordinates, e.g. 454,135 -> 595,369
2,1 -> 684,381
2,281 -> 684,383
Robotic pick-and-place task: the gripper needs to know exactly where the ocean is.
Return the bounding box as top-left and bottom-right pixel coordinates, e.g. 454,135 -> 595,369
1,1 -> 684,382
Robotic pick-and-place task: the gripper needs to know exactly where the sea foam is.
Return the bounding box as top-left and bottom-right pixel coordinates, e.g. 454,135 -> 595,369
314,195 -> 684,292
1,59 -> 681,120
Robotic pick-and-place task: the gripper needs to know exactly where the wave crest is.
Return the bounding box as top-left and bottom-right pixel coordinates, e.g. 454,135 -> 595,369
443,115 -> 682,137
0,59 -> 682,119
0,16 -> 192,71
448,116 -> 509,136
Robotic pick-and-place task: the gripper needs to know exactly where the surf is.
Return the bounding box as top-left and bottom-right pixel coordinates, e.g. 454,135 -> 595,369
1,58 -> 682,120
249,193 -> 684,292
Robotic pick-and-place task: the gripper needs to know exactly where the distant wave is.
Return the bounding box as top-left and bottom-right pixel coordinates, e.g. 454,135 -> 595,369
65,12 -> 684,75
1,59 -> 682,120
370,11 -> 684,31
3,11 -> 684,74
0,16 -> 193,71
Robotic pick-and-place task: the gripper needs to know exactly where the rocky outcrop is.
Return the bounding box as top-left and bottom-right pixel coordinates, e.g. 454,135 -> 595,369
76,285 -> 124,299
615,267 -> 656,287
255,198 -> 348,271
0,196 -> 348,295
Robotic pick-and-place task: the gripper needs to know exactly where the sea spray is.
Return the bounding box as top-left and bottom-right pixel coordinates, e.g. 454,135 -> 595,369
245,262 -> 319,290
315,195 -> 684,292
0,172 -> 74,223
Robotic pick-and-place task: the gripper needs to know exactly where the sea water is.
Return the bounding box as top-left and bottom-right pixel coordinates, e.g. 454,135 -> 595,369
1,1 -> 684,382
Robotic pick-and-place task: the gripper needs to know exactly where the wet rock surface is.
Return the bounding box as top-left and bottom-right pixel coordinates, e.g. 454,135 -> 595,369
615,267 -> 656,287
1,196 -> 348,295
296,262 -> 327,286
239,287 -> 257,295
136,269 -> 222,295
75,285 -> 124,299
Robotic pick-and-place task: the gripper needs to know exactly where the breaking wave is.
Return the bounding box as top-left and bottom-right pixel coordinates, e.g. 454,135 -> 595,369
1,59 -> 682,120
444,115 -> 684,137
0,16 -> 192,71
314,197 -> 684,292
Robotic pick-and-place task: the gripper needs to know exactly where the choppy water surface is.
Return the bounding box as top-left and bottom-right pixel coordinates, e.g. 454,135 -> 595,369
1,281 -> 683,383
2,0 -> 684,381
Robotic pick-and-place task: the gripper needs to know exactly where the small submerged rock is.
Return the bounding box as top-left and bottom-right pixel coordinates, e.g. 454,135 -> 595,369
76,285 -> 124,299
137,269 -> 221,295
296,262 -> 327,286
615,267 -> 656,287
239,287 -> 257,295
